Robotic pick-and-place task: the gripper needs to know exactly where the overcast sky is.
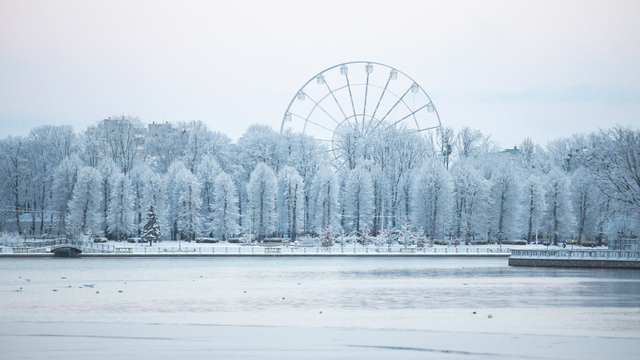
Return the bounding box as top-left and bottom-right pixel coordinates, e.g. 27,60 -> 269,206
1,0 -> 639,148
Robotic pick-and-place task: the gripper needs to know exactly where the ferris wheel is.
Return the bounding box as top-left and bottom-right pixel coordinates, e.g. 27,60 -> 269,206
280,61 -> 441,154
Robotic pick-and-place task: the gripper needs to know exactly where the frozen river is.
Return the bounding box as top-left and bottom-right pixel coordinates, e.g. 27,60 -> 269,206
1,257 -> 639,359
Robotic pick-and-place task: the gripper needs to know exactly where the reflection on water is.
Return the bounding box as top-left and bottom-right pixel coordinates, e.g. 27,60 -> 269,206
1,257 -> 639,318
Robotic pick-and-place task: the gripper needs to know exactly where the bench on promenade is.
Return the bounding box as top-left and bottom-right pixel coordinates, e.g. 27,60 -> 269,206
265,247 -> 281,254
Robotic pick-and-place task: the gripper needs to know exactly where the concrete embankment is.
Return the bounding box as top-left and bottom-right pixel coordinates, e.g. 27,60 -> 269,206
509,258 -> 640,269
508,249 -> 640,269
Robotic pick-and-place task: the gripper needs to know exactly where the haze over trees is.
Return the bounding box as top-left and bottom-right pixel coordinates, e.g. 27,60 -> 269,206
0,116 -> 638,245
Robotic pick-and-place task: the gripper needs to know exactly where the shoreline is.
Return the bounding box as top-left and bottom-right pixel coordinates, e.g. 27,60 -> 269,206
0,252 -> 511,258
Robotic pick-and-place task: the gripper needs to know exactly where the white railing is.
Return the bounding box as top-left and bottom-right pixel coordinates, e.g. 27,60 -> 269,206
117,246 -> 512,255
510,249 -> 640,261
9,239 -> 115,252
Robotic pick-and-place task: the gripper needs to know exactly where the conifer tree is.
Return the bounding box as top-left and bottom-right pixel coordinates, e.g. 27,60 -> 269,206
141,203 -> 163,244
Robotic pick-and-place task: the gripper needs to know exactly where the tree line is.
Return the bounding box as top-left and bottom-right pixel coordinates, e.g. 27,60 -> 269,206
0,116 -> 638,245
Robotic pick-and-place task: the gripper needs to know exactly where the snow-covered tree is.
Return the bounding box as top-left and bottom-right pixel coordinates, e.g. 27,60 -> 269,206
543,168 -> 575,245
334,124 -> 367,170
237,124 -> 285,176
177,120 -> 216,172
279,130 -> 328,233
196,155 -> 222,224
395,173 -> 413,227
411,160 -> 453,240
66,167 -> 103,238
605,205 -> 637,242
129,164 -> 153,236
312,166 -> 340,234
522,175 -> 546,243
370,166 -> 389,235
26,125 -> 75,234
142,171 -> 168,238
97,159 -> 119,233
176,169 -> 203,241
451,161 -> 490,244
172,121 -> 231,173
107,172 -> 135,240
87,116 -> 145,175
51,155 -> 83,233
165,161 -> 188,240
487,162 -> 521,242
438,126 -> 455,170
210,172 -> 239,240
277,166 -> 304,241
455,127 -> 496,160
398,220 -> 418,247
0,136 -> 27,233
246,162 -> 277,239
345,166 -> 374,233
586,127 -> 640,218
571,168 -> 600,243
141,203 -> 163,244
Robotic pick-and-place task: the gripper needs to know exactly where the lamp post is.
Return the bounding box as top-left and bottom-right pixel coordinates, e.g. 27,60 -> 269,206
248,198 -> 253,244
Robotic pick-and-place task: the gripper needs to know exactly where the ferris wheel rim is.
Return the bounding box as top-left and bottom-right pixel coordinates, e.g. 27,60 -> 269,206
280,61 -> 442,160
280,60 -> 442,133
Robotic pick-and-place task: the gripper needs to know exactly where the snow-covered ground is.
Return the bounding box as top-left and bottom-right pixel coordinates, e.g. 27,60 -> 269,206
88,239 -> 597,251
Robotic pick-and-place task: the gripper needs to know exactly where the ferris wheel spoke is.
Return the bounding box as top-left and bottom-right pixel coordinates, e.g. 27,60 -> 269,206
344,73 -> 358,123
302,117 -> 337,134
323,80 -> 349,120
370,86 -> 412,133
362,72 -> 370,131
366,74 -> 392,134
410,125 -> 441,133
304,93 -> 341,126
386,103 -> 430,129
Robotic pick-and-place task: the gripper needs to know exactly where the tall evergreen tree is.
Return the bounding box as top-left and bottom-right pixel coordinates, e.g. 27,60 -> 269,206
141,203 -> 163,244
